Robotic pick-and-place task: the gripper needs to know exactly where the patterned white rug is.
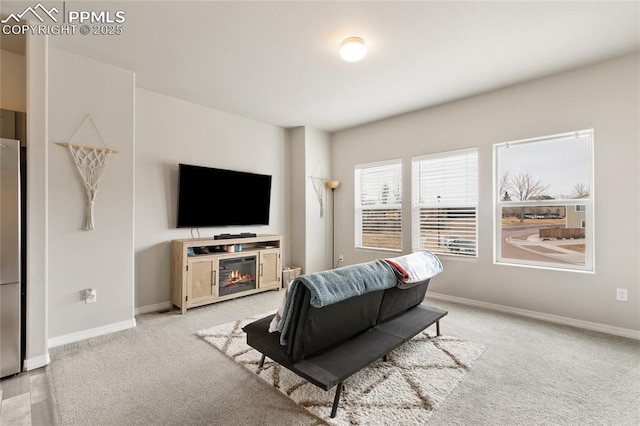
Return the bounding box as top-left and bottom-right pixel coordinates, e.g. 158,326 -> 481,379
198,313 -> 485,425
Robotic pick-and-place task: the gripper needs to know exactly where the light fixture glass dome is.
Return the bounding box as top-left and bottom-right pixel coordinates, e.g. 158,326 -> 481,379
339,37 -> 366,62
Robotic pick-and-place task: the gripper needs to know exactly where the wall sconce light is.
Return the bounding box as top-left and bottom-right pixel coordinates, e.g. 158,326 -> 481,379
339,37 -> 366,63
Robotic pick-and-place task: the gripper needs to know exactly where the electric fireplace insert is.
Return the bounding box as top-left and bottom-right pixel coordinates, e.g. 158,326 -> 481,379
219,255 -> 257,297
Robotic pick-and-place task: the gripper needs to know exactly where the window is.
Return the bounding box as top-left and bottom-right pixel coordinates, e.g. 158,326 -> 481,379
354,160 -> 402,251
494,130 -> 593,272
412,148 -> 478,257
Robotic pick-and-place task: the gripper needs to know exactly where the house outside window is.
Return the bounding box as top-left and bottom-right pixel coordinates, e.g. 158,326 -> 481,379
411,148 -> 478,257
354,159 -> 402,251
494,130 -> 594,272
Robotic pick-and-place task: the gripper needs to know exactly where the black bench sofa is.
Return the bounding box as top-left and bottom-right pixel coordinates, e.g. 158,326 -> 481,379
242,260 -> 447,418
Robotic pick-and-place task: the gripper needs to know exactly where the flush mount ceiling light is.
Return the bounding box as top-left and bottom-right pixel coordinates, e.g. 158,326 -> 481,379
339,37 -> 366,62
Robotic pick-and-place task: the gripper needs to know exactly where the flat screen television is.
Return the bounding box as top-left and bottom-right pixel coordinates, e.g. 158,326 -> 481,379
177,163 -> 272,228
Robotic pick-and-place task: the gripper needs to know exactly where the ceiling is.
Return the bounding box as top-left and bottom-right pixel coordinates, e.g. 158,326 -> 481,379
10,1 -> 640,132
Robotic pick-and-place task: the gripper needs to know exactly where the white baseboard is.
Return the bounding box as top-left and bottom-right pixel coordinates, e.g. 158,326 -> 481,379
135,301 -> 173,315
427,292 -> 640,340
48,318 -> 137,348
24,352 -> 51,371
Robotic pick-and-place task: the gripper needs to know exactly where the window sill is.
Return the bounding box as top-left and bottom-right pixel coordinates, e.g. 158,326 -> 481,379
494,259 -> 594,274
355,246 -> 402,255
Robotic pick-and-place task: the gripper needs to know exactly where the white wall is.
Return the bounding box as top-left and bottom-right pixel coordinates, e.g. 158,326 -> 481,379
287,126 -> 331,274
47,49 -> 135,340
24,33 -> 49,369
289,127 -> 306,272
1,50 -> 26,112
331,53 -> 640,332
134,88 -> 289,311
304,127 -> 331,272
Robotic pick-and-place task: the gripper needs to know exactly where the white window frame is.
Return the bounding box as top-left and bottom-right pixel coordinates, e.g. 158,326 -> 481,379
354,159 -> 402,252
411,148 -> 478,258
493,129 -> 594,272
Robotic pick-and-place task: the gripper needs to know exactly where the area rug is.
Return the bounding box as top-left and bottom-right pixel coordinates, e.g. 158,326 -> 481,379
197,313 -> 485,425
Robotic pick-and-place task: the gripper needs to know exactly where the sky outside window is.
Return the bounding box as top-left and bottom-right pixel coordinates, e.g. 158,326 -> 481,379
498,134 -> 590,199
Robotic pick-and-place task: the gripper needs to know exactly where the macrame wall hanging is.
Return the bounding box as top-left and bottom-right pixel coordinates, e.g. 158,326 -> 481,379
310,176 -> 327,217
56,115 -> 118,231
309,159 -> 329,217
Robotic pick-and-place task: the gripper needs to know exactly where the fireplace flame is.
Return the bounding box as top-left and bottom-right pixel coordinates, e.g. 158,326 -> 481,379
224,270 -> 253,287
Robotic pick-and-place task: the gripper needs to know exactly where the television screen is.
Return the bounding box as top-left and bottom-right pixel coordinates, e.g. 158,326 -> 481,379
177,164 -> 272,228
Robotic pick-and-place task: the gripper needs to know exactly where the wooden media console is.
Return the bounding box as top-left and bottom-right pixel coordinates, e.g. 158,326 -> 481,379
171,234 -> 282,314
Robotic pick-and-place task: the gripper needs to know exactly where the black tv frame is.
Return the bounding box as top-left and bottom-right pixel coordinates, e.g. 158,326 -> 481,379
176,163 -> 272,228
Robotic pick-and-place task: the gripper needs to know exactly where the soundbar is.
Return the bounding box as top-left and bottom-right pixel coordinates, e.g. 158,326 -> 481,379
214,233 -> 257,240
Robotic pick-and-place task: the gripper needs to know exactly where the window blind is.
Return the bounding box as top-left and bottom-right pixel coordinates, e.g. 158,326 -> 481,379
411,148 -> 478,257
355,160 -> 402,251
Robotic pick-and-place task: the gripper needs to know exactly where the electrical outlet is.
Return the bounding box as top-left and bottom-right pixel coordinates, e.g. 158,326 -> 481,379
616,288 -> 628,302
339,254 -> 344,262
85,288 -> 97,304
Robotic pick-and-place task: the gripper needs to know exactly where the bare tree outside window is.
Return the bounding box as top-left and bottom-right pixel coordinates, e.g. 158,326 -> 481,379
509,172 -> 550,201
572,182 -> 589,198
507,172 -> 550,222
499,172 -> 511,201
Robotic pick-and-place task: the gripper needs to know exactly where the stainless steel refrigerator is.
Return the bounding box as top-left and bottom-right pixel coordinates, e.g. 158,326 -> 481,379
0,138 -> 21,378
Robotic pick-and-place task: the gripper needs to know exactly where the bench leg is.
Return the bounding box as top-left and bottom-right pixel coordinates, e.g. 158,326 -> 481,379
330,382 -> 343,418
258,354 -> 266,368
436,320 -> 441,337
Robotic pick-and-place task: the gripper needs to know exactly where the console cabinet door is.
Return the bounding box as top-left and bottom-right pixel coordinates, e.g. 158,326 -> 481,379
258,249 -> 281,288
187,257 -> 218,304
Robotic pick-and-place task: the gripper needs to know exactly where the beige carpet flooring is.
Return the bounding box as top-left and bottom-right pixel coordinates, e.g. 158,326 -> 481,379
47,290 -> 640,425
